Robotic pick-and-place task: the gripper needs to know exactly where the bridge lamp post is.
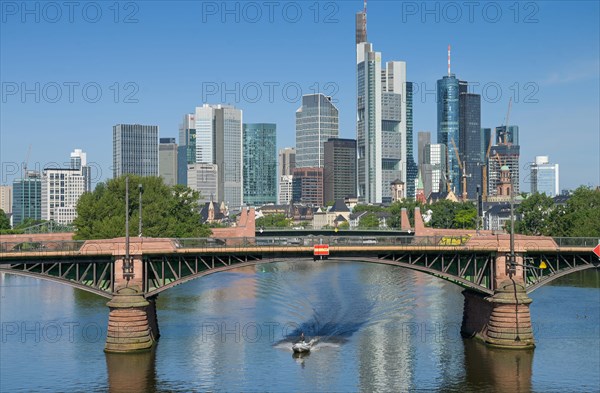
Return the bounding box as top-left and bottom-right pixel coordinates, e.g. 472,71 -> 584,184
508,177 -> 516,277
138,183 -> 143,237
123,177 -> 134,281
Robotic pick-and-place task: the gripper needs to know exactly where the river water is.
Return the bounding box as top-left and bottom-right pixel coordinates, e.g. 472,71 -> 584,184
1,261 -> 598,392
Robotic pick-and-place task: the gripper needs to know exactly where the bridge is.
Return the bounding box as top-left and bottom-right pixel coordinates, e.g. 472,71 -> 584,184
1,231 -> 597,353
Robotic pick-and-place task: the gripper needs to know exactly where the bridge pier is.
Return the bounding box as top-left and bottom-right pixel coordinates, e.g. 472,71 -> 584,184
461,279 -> 535,349
105,287 -> 160,353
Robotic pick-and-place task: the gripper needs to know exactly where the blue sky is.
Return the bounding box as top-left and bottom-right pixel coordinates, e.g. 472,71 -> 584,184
1,0 -> 599,190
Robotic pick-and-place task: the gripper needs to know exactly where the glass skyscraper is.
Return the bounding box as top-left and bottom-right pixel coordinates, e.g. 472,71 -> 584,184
437,75 -> 460,193
243,123 -> 277,206
177,113 -> 196,186
112,124 -> 159,178
12,171 -> 41,226
295,94 -> 339,168
459,92 -> 482,199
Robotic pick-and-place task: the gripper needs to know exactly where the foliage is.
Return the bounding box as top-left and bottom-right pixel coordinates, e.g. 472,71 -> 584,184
387,200 -> 424,228
0,209 -> 10,230
358,213 -> 380,228
515,187 -> 600,237
353,204 -> 385,214
337,221 -> 350,230
73,176 -> 211,240
256,213 -> 291,228
426,200 -> 477,229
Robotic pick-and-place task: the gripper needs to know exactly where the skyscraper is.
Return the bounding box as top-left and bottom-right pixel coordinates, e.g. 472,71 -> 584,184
113,124 -> 158,178
418,131 -> 432,198
295,94 -> 339,168
278,147 -> 296,177
488,128 -> 520,197
292,167 -> 323,206
437,72 -> 460,194
159,138 -> 178,186
424,143 -> 447,196
324,138 -> 357,203
530,156 -> 559,197
177,114 -> 196,186
41,149 -> 91,224
356,8 -> 412,203
459,92 -> 482,199
193,104 -> 243,210
0,185 -> 12,214
187,163 -> 219,203
405,82 -> 417,199
243,123 -> 277,206
12,171 -> 41,226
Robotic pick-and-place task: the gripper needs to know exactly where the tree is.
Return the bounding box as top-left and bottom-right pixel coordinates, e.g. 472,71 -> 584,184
73,176 -> 211,240
561,186 -> 600,237
514,193 -> 557,236
256,213 -> 291,228
358,213 -> 380,228
0,209 -> 10,230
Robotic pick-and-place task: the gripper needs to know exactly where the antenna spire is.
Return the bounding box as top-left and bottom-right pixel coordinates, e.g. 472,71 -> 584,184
448,44 -> 451,76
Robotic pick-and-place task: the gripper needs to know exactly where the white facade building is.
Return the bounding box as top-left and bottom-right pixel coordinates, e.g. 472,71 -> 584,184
278,175 -> 293,205
0,185 -> 12,214
41,149 -> 91,224
187,164 -> 219,204
530,156 -> 559,197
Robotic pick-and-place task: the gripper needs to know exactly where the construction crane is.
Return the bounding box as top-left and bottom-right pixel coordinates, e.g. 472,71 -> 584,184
450,138 -> 469,201
22,144 -> 32,178
482,98 -> 512,201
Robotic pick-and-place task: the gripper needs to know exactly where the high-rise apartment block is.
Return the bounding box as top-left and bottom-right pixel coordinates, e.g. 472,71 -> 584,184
41,149 -> 91,224
113,124 -> 158,178
278,147 -> 296,177
278,175 -> 294,205
243,123 -> 277,206
0,185 -> 13,214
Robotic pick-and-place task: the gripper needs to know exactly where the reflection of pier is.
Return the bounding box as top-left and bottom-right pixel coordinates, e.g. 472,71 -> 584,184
0,229 -> 597,352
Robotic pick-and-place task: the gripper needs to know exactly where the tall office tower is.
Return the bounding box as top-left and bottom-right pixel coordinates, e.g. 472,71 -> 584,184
418,132 -> 432,199
295,94 -> 339,168
187,164 -> 219,204
437,46 -> 461,194
177,114 -> 196,186
113,124 -> 158,178
530,156 -> 559,197
278,175 -> 294,205
0,185 -> 13,214
488,124 -> 520,197
278,147 -> 296,177
324,138 -> 357,203
41,150 -> 91,224
459,92 -> 482,199
495,125 -> 519,145
424,143 -> 447,196
405,82 -> 417,199
292,167 -> 324,206
356,8 -> 412,203
193,104 -> 243,209
243,123 -> 277,206
159,138 -> 178,186
12,171 -> 41,226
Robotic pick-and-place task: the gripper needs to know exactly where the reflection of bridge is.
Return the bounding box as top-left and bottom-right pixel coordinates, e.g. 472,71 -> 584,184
1,234 -> 597,353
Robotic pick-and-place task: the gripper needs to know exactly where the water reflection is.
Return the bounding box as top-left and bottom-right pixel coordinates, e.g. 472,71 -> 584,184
105,347 -> 157,393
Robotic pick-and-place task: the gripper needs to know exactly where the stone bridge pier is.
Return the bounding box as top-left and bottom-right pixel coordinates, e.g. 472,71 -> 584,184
461,252 -> 535,349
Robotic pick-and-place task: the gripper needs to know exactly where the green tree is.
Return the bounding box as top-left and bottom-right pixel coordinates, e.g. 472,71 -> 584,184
0,209 -> 11,230
358,213 -> 380,228
426,200 -> 477,229
387,200 -> 424,229
256,213 -> 291,228
514,193 -> 557,236
73,176 -> 211,240
561,186 -> 600,237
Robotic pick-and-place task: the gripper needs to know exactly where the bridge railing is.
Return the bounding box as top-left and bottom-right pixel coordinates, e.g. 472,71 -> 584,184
0,240 -> 85,253
174,235 -> 472,248
553,237 -> 599,248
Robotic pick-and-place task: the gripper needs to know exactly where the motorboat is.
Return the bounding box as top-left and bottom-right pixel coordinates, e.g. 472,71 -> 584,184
292,339 -> 315,353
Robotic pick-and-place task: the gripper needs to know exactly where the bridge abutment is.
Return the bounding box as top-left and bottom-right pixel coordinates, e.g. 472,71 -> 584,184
461,279 -> 535,349
105,287 -> 159,353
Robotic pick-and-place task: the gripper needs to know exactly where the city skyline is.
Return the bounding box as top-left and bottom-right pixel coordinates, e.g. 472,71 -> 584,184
1,1 -> 598,191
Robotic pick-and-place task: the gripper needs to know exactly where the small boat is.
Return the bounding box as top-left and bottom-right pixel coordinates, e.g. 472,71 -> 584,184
292,339 -> 315,353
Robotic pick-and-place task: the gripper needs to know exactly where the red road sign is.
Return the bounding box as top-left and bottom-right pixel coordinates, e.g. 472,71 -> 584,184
593,244 -> 600,258
314,244 -> 330,256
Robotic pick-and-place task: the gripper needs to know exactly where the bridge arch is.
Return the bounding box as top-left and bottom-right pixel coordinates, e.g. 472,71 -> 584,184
0,270 -> 113,299
144,256 -> 495,298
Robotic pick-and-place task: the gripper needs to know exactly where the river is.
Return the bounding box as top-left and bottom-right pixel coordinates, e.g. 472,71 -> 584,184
0,261 -> 598,392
